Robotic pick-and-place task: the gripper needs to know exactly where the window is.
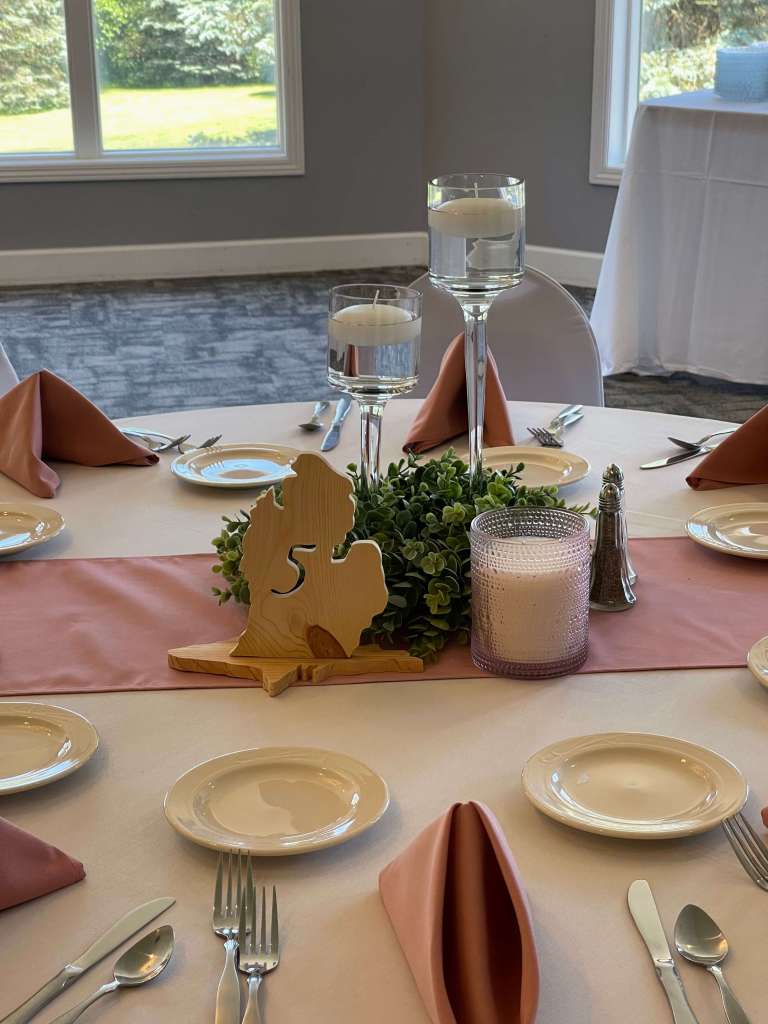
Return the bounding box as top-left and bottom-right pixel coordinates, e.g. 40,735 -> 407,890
590,0 -> 768,184
0,0 -> 303,181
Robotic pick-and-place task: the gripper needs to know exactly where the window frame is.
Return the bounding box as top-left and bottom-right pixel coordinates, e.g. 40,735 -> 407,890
590,0 -> 642,185
0,0 -> 304,183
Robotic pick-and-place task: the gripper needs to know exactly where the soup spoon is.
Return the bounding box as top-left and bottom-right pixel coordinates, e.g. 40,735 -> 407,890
50,925 -> 175,1023
674,904 -> 750,1024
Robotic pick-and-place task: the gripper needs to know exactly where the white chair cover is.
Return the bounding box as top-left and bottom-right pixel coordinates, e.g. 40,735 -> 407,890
0,343 -> 18,398
409,268 -> 604,406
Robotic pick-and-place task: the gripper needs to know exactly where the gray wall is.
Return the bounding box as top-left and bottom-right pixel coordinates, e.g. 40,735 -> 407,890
425,0 -> 616,253
0,0 -> 616,254
0,0 -> 425,250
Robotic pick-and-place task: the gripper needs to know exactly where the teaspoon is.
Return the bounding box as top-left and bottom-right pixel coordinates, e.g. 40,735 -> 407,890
299,400 -> 330,431
674,904 -> 751,1024
49,925 -> 175,1023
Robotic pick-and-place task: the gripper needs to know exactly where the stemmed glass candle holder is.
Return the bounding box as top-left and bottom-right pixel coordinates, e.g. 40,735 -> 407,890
327,284 -> 421,488
470,507 -> 590,678
428,173 -> 525,488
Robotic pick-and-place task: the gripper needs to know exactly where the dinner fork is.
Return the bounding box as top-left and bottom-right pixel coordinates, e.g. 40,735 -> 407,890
154,434 -> 191,452
667,427 -> 737,452
212,851 -> 244,1024
238,869 -> 280,1024
178,434 -> 222,453
527,413 -> 584,448
722,812 -> 768,890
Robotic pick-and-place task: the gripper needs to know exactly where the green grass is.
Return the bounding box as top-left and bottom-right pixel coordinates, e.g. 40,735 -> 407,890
0,83 -> 278,154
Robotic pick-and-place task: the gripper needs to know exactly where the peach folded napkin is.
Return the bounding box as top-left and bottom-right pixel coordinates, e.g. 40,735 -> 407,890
687,405 -> 768,490
404,334 -> 515,453
379,801 -> 539,1024
762,807 -> 768,829
0,370 -> 158,498
0,817 -> 85,911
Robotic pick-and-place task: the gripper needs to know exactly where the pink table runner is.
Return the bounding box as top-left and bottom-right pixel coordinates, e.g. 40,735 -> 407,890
1,538 -> 766,696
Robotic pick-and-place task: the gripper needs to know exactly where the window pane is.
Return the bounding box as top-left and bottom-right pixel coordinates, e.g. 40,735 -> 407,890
0,0 -> 73,154
93,0 -> 279,152
640,0 -> 768,101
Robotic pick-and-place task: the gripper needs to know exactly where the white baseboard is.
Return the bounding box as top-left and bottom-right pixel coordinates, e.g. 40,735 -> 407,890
0,232 -> 603,289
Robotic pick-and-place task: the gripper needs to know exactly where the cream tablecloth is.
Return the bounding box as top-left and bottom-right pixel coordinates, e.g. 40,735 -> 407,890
591,90 -> 768,384
1,399 -> 768,1024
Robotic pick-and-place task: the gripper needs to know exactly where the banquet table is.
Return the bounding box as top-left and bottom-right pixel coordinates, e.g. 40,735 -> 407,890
1,398 -> 768,1024
591,89 -> 768,384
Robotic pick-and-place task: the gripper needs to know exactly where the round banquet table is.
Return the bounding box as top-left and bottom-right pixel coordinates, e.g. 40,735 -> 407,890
1,399 -> 767,1024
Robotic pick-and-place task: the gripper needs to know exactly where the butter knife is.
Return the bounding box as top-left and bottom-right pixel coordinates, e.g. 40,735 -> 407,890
320,394 -> 353,452
640,447 -> 711,470
628,880 -> 700,1024
1,897 -> 175,1024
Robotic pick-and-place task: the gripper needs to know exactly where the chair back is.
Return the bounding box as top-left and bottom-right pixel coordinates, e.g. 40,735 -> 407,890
409,269 -> 604,406
0,343 -> 18,398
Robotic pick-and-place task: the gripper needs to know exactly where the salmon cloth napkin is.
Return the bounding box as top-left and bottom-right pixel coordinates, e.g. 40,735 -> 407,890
379,801 -> 539,1024
404,334 -> 515,453
0,370 -> 158,498
0,817 -> 85,911
687,405 -> 768,490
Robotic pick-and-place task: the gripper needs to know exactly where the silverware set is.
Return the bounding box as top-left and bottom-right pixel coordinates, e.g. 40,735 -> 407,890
629,879 -> 752,1024
297,397 -> 352,451
121,428 -> 222,454
1,897 -> 175,1024
212,852 -> 279,1024
640,427 -> 737,470
527,404 -> 583,447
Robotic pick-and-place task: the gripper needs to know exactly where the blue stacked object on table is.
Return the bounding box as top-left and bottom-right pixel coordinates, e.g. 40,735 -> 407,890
715,45 -> 768,101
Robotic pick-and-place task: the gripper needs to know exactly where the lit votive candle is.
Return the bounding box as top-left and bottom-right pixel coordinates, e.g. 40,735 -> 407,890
329,302 -> 421,347
470,508 -> 591,678
428,196 -> 522,239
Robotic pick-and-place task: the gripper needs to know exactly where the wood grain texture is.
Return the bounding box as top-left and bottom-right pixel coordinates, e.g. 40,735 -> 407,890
168,641 -> 424,697
231,452 -> 389,659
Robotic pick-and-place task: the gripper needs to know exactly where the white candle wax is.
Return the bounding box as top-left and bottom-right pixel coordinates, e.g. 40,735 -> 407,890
428,196 -> 522,240
475,550 -> 584,664
329,303 -> 421,347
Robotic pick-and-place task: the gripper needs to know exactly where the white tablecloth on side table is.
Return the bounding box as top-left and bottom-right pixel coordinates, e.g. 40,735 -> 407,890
591,90 -> 768,384
1,400 -> 768,1024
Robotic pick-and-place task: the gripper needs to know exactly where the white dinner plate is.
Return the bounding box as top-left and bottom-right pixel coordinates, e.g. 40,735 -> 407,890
748,635 -> 768,690
480,446 -> 590,489
686,503 -> 768,559
0,502 -> 65,556
522,732 -> 747,839
164,747 -> 390,855
0,703 -> 99,794
171,443 -> 300,489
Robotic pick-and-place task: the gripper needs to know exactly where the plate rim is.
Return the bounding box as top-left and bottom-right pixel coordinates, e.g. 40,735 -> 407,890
686,502 -> 768,560
747,634 -> 768,688
170,443 -> 300,489
164,745 -> 390,855
0,502 -> 65,556
521,730 -> 747,839
478,445 -> 591,489
0,701 -> 99,794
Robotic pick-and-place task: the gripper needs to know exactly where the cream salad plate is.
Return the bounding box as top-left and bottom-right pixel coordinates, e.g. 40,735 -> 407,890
164,747 -> 390,855
480,446 -> 590,489
686,502 -> 768,559
0,502 -> 64,556
748,636 -> 768,689
0,703 -> 99,795
171,443 -> 300,489
522,732 -> 747,839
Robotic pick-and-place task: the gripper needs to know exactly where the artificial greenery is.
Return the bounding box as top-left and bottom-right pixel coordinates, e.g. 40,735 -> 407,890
212,449 -> 592,662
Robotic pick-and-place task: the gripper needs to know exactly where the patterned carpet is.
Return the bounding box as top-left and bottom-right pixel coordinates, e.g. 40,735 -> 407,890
1,269 -> 765,422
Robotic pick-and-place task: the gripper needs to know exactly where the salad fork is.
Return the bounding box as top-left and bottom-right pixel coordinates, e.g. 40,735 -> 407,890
212,852 -> 244,1024
527,413 -> 584,448
238,866 -> 280,1024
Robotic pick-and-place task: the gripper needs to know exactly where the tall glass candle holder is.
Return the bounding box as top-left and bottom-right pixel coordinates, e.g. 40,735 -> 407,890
327,284 -> 421,488
470,507 -> 590,678
428,172 -> 525,489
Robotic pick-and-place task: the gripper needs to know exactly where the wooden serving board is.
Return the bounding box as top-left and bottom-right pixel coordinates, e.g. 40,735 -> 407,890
168,640 -> 424,697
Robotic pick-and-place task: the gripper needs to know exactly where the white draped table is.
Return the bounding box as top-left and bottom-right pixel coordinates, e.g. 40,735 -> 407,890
1,399 -> 768,1024
592,90 -> 768,384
